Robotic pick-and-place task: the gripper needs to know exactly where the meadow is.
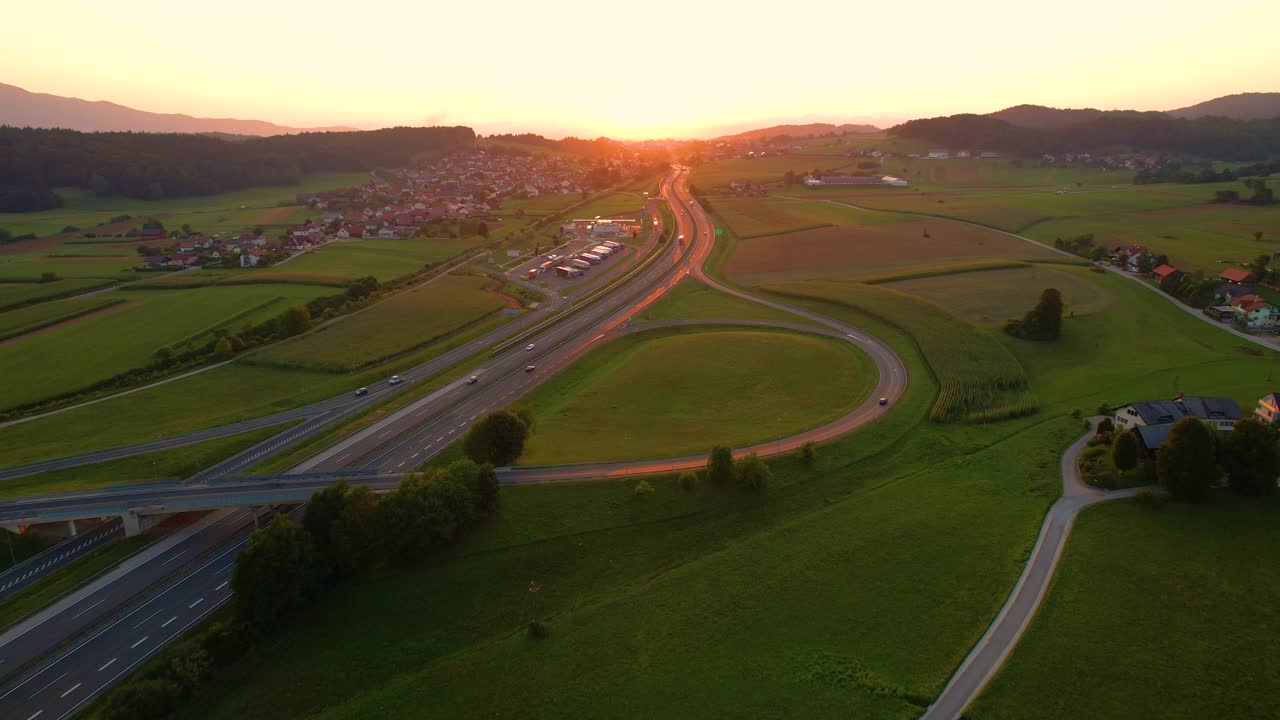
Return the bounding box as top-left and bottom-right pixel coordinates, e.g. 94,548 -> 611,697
691,154 -> 856,189
0,283 -> 333,412
0,295 -> 125,341
764,280 -> 1037,422
517,328 -> 874,464
713,196 -> 913,238
881,264 -> 1113,326
970,498 -> 1280,720
0,278 -> 117,311
245,274 -> 508,372
0,424 -> 289,500
0,172 -> 368,239
722,216 -> 1059,286
561,192 -> 648,221
0,254 -> 143,282
636,277 -> 824,328
262,237 -> 474,282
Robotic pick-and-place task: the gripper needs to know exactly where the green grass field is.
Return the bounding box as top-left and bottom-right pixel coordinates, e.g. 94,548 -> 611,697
0,534 -> 153,631
264,237 -> 474,282
0,279 -> 117,310
881,265 -> 1113,326
0,255 -> 144,282
970,497 -> 1280,720
0,283 -> 333,412
0,296 -> 123,341
562,192 -> 648,221
246,274 -> 508,372
713,196 -> 914,238
0,172 -> 368,239
0,424 -> 290,500
517,328 -> 875,464
691,154 -> 855,188
636,277 -> 824,328
764,280 -> 1038,422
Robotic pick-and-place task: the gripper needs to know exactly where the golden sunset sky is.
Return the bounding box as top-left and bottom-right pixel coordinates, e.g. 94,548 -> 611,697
4,0 -> 1276,138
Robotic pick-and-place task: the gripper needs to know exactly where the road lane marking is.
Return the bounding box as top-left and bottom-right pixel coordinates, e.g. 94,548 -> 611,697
160,549 -> 188,565
216,580 -> 228,591
28,672 -> 68,699
131,636 -> 149,649
25,711 -> 42,720
161,616 -> 177,628
132,609 -> 162,628
189,597 -> 204,609
97,658 -> 116,672
59,683 -> 81,698
70,599 -> 104,619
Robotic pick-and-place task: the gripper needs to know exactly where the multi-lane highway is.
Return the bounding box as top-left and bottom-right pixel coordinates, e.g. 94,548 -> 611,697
0,166 -> 910,715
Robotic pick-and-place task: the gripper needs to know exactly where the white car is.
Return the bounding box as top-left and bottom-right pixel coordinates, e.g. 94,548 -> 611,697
525,343 -> 535,351
387,375 -> 403,385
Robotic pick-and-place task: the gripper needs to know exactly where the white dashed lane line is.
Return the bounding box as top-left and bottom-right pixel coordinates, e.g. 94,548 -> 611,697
161,616 -> 177,628
59,683 -> 81,698
97,658 -> 116,672
131,636 -> 148,649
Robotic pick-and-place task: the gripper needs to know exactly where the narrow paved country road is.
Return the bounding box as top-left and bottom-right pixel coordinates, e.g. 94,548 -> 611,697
921,418 -> 1145,720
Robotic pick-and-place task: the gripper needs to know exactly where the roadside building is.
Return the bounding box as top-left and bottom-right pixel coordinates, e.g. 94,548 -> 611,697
1228,294 -> 1280,330
1114,394 -> 1242,437
1254,392 -> 1280,425
1219,267 -> 1257,287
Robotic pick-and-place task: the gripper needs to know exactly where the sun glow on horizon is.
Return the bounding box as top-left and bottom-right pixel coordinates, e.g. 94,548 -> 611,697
4,0 -> 1277,139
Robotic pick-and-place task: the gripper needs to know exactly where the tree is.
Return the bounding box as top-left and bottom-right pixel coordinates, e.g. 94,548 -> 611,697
0,228 -> 10,243
678,471 -> 697,492
282,305 -> 312,336
1135,253 -> 1153,275
463,411 -> 529,465
735,453 -> 771,491
1157,417 -> 1217,503
444,459 -> 500,517
1111,430 -> 1139,473
213,336 -> 233,358
1005,288 -> 1064,340
153,347 -> 174,365
39,272 -> 59,283
1224,418 -> 1279,497
707,446 -> 734,485
796,441 -> 816,465
232,514 -> 327,629
376,473 -> 474,562
632,480 -> 655,499
1097,417 -> 1115,434
1250,254 -> 1271,281
99,678 -> 183,720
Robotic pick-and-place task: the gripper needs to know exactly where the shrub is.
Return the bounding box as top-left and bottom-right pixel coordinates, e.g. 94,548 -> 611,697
99,678 -> 183,720
678,471 -> 697,493
528,620 -> 549,639
1070,408 -> 1082,419
707,446 -> 734,485
1134,488 -> 1168,510
735,453 -> 771,491
632,480 -> 655,499
796,441 -> 816,465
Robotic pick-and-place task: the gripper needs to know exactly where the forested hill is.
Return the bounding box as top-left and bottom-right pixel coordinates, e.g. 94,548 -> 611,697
888,113 -> 1280,160
0,126 -> 476,211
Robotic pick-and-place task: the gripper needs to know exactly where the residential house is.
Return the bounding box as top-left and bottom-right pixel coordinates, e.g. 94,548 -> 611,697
240,252 -> 261,268
1228,294 -> 1280,330
1214,282 -> 1253,305
1114,395 -> 1242,439
1151,264 -> 1182,289
1254,392 -> 1280,425
1219,267 -> 1257,287
377,227 -> 397,239
1112,245 -> 1148,272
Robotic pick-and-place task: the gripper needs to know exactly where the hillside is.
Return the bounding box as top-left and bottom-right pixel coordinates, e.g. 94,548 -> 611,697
0,83 -> 357,136
713,122 -> 879,143
1167,92 -> 1280,120
986,105 -> 1110,128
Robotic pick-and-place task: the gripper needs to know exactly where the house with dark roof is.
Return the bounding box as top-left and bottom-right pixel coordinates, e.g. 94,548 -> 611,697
1114,395 -> 1242,439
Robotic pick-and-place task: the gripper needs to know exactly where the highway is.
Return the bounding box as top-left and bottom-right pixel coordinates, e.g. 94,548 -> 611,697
0,509 -> 270,720
0,166 -> 911,715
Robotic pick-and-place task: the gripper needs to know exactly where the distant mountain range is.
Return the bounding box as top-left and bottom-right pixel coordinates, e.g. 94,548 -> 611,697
711,122 -> 880,143
0,83 -> 357,136
987,93 -> 1280,128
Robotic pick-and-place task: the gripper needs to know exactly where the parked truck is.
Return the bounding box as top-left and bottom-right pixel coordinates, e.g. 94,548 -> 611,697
579,253 -> 602,265
570,258 -> 591,270
526,268 -> 539,279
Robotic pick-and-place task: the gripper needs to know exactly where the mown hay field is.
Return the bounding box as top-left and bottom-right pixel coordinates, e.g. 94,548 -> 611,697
246,274 -> 507,372
763,280 -> 1037,422
0,278 -> 116,311
713,197 -> 913,239
723,218 -> 1060,285
881,265 -> 1113,326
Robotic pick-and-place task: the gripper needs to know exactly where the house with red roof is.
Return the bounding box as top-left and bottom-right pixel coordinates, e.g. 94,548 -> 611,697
1228,293 -> 1279,330
1151,264 -> 1182,289
1219,267 -> 1257,286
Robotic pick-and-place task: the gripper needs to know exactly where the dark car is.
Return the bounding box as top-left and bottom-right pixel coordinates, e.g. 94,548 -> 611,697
354,387 -> 369,397
879,397 -> 888,406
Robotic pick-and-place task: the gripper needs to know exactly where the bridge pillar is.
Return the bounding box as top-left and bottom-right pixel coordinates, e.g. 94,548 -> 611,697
66,519 -> 78,537
120,512 -> 142,538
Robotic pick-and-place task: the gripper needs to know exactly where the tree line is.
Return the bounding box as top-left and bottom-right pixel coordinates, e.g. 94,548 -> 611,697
888,113 -> 1280,161
96,461 -> 500,720
0,125 -> 476,210
1135,158 -> 1280,188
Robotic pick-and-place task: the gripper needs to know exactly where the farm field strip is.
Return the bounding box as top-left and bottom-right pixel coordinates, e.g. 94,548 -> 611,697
0,296 -> 126,342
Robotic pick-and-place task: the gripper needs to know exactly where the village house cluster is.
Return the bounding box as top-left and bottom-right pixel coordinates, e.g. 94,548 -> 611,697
134,149 -> 617,271
1111,243 -> 1280,332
